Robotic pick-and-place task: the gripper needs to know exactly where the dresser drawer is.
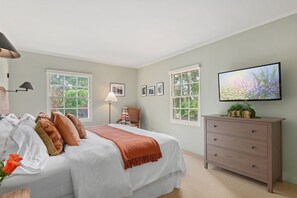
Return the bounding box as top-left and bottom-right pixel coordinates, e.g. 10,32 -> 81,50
207,120 -> 267,141
207,145 -> 267,181
207,133 -> 267,157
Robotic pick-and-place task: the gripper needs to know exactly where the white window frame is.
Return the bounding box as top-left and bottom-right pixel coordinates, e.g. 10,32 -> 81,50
168,64 -> 201,127
46,70 -> 93,122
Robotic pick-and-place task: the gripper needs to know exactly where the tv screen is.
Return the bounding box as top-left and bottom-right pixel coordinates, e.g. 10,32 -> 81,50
218,62 -> 281,101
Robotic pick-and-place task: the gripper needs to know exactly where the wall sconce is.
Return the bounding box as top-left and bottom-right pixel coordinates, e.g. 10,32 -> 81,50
7,82 -> 34,92
0,32 -> 21,58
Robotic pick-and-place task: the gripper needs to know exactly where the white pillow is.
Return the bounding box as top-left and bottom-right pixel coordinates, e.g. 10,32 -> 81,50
19,113 -> 36,128
2,113 -> 19,126
0,120 -> 15,160
0,113 -> 36,159
4,119 -> 49,174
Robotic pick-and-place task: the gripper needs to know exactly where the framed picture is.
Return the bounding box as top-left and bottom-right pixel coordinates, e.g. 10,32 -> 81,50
110,83 -> 125,97
156,82 -> 164,96
141,85 -> 147,96
148,86 -> 155,96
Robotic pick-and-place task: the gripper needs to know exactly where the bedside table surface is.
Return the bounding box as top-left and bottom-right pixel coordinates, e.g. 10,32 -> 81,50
0,188 -> 30,198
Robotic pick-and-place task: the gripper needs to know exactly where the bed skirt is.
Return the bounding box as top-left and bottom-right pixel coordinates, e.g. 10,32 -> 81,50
0,171 -> 183,198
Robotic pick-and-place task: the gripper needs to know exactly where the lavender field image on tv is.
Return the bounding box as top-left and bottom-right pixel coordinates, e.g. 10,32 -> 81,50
219,64 -> 280,100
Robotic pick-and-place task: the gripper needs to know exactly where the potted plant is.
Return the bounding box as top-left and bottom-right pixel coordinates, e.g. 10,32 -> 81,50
227,103 -> 243,117
227,104 -> 236,117
241,103 -> 256,118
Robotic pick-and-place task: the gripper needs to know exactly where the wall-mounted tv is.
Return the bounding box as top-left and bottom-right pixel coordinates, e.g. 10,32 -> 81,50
218,62 -> 281,101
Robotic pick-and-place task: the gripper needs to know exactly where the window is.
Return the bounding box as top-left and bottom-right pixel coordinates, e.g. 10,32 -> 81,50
169,65 -> 200,126
47,70 -> 92,122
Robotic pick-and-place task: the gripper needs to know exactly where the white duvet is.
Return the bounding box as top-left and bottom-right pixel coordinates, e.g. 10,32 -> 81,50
1,113 -> 49,174
65,124 -> 186,198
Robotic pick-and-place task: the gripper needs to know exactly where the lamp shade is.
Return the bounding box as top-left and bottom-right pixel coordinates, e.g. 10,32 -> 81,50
19,82 -> 34,90
0,32 -> 21,58
105,92 -> 117,103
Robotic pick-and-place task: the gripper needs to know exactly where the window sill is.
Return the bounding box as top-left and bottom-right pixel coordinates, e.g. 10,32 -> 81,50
80,118 -> 92,123
170,119 -> 200,127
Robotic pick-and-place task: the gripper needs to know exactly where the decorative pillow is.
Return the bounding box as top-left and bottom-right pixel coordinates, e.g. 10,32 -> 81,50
51,111 -> 63,123
35,112 -> 51,123
53,113 -> 80,146
66,113 -> 87,139
35,120 -> 64,156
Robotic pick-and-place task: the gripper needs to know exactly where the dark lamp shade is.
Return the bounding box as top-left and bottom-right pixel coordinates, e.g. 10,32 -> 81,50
19,82 -> 34,90
0,32 -> 21,58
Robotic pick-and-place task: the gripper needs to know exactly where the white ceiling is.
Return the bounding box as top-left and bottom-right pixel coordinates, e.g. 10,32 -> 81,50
1,0 -> 297,68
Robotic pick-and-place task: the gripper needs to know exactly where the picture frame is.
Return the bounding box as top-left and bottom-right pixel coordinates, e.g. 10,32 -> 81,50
156,82 -> 164,96
147,86 -> 155,96
141,85 -> 147,97
110,83 -> 125,97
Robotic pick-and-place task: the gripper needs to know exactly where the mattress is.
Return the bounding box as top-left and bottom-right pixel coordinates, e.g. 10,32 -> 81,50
0,153 -> 74,198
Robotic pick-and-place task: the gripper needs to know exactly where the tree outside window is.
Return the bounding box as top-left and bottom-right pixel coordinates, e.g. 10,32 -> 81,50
169,65 -> 200,126
47,70 -> 92,121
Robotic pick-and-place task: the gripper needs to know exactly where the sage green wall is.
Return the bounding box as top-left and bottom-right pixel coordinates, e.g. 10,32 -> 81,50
8,51 -> 138,125
138,14 -> 297,184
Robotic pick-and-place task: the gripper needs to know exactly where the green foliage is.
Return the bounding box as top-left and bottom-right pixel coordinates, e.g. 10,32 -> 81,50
241,103 -> 256,118
190,97 -> 198,108
172,69 -> 199,121
227,102 -> 256,118
227,103 -> 243,113
51,90 -> 88,108
0,161 -> 6,183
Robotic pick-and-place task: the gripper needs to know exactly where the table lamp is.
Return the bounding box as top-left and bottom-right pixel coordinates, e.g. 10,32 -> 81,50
105,92 -> 118,124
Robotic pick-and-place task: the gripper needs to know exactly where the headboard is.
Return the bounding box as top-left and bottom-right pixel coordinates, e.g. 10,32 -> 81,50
0,86 -> 9,115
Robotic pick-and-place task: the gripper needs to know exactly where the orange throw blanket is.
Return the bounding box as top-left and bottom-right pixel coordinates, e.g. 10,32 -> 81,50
86,125 -> 162,169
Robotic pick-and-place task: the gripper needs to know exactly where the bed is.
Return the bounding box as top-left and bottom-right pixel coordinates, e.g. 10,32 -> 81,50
0,86 -> 186,198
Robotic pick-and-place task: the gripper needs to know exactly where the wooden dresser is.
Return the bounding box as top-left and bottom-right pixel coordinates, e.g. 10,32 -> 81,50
203,115 -> 285,192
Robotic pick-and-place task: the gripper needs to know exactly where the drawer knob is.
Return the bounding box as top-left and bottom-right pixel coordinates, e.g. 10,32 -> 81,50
213,138 -> 218,141
214,154 -> 218,157
251,146 -> 255,149
251,130 -> 255,133
213,125 -> 218,128
251,164 -> 256,168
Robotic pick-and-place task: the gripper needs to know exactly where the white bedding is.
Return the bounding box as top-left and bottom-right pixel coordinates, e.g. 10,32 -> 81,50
65,124 -> 186,198
1,113 -> 49,174
0,154 -> 73,198
0,123 -> 186,198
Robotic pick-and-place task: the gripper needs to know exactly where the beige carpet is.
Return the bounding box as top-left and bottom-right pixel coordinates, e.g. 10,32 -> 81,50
160,151 -> 297,198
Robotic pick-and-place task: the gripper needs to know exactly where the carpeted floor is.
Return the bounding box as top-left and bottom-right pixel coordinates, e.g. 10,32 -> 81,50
160,151 -> 297,198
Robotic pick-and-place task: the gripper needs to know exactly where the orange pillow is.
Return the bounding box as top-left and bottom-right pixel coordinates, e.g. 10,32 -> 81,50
53,113 -> 80,146
35,120 -> 64,155
35,112 -> 51,123
51,111 -> 63,123
66,114 -> 87,139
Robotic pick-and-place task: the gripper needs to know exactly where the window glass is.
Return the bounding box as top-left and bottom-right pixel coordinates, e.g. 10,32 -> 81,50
170,66 -> 200,126
47,70 -> 92,121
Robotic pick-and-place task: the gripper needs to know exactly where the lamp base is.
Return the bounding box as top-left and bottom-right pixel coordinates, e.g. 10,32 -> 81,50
108,102 -> 111,124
